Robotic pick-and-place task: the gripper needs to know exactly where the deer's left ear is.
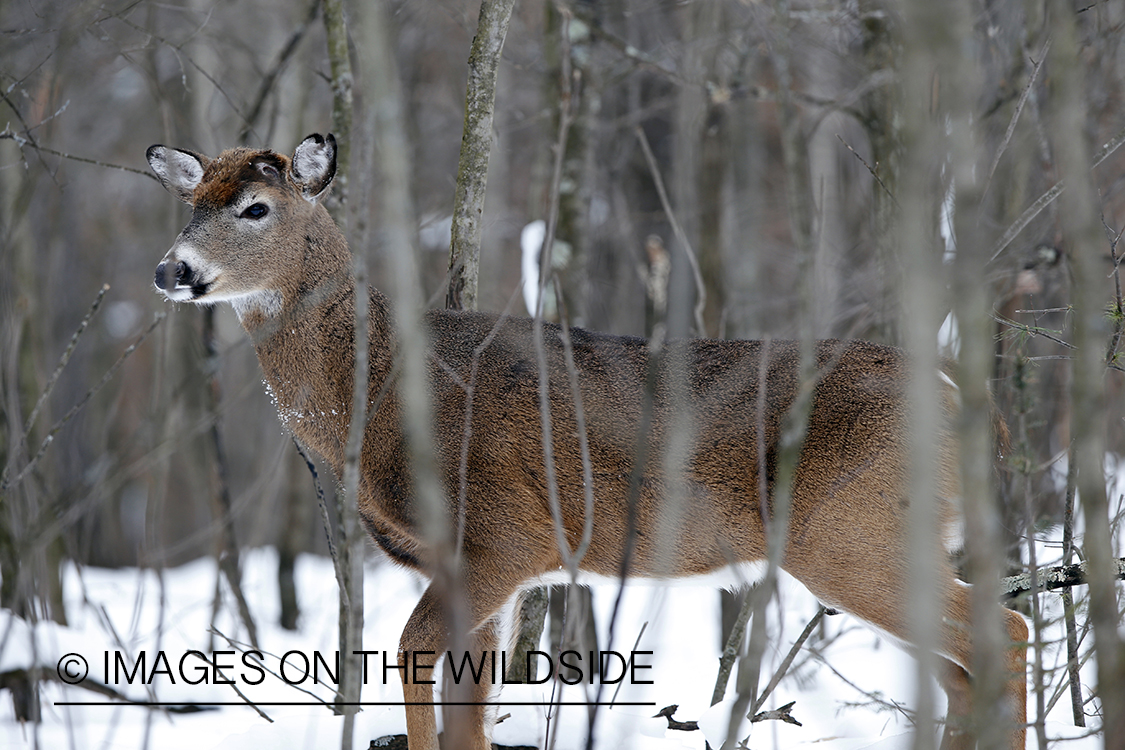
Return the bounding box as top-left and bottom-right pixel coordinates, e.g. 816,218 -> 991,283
147,145 -> 211,204
290,133 -> 336,203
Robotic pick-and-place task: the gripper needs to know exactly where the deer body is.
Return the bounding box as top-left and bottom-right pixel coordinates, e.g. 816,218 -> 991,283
148,135 -> 1027,750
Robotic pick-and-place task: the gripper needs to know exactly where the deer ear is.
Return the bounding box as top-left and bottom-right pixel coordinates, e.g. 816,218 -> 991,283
291,133 -> 337,202
147,145 -> 209,204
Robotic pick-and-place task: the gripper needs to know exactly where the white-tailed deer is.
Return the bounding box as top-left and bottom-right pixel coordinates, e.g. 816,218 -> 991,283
147,134 -> 1027,750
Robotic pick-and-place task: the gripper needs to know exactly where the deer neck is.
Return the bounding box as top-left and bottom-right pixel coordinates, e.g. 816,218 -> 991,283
237,221 -> 396,475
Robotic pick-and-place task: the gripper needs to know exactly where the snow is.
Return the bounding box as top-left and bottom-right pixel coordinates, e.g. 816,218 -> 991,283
0,541 -> 1108,750
5,447 -> 1123,749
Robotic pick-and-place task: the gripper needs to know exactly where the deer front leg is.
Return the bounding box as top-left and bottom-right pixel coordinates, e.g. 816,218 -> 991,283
400,584 -> 501,750
400,586 -> 444,750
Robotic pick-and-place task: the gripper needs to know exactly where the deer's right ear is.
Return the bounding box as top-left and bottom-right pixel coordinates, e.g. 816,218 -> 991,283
291,133 -> 337,203
147,146 -> 209,204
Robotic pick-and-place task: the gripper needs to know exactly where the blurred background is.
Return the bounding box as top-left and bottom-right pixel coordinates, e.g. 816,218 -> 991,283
1,0 -> 1123,734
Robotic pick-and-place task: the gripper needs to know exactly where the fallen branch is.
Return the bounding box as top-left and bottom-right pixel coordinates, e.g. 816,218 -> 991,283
750,700 -> 802,726
0,668 -> 211,714
653,704 -> 699,732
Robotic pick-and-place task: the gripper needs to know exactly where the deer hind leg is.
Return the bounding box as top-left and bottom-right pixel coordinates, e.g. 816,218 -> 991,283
1001,607 -> 1029,750
934,588 -> 1028,750
442,617 -> 501,750
937,657 -> 973,750
785,553 -> 1026,750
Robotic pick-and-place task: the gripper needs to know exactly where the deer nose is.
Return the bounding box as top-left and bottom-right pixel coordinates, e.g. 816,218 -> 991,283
154,260 -> 190,291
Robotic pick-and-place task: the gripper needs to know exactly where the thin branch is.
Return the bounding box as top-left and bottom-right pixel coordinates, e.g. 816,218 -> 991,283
3,668 -> 202,712
653,704 -> 699,732
751,607 -> 827,714
292,438 -> 342,579
711,588 -> 754,706
0,88 -> 62,183
238,0 -> 320,144
1101,217 -> 1124,366
992,312 -> 1076,350
837,134 -> 897,207
186,649 -> 272,722
553,278 -> 596,565
1060,443 -> 1086,727
0,128 -> 158,180
989,119 -> 1125,262
982,38 -> 1050,203
447,288 -> 524,558
210,627 -> 337,710
4,284 -> 109,490
2,313 -> 165,492
112,14 -> 256,136
566,1 -> 846,114
811,648 -> 917,725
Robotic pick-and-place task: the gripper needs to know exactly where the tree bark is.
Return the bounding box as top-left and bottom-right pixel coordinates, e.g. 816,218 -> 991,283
446,0 -> 517,313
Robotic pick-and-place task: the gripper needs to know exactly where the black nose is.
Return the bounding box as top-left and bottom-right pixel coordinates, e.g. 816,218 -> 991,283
154,260 -> 190,291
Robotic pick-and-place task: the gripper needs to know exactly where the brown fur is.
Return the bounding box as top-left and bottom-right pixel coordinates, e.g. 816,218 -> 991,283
148,136 -> 1027,750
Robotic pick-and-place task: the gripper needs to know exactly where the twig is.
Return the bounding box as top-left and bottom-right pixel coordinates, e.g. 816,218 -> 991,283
554,278 -> 596,566
185,650 -> 272,722
2,313 -> 165,492
3,284 -> 109,491
5,668 -> 203,712
811,648 -> 916,724
711,587 -> 754,706
992,312 -> 1076,350
111,14 -> 255,137
238,0 -> 320,144
837,134 -> 897,207
565,1 -> 843,113
210,627 -> 336,710
750,700 -> 801,726
1102,217 -> 1124,366
1061,445 -> 1086,726
609,620 -> 648,706
533,4 -> 578,574
989,119 -> 1125,262
0,128 -> 157,180
294,437 -> 340,571
982,39 -> 1050,203
201,307 -> 259,652
751,606 -> 826,714
0,88 -> 63,184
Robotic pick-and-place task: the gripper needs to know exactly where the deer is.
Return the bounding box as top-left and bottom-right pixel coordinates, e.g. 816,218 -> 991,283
146,133 -> 1028,750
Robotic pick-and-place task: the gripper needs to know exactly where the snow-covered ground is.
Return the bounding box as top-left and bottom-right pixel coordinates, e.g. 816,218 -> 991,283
0,531 -> 1108,750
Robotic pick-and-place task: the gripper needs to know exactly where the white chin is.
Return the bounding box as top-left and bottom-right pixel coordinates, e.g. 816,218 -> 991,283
159,287 -> 197,303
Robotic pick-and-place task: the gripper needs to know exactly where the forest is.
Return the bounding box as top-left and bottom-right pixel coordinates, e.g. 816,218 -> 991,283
1,0 -> 1124,748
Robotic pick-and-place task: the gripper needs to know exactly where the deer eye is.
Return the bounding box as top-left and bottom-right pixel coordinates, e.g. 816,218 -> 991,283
241,203 -> 269,220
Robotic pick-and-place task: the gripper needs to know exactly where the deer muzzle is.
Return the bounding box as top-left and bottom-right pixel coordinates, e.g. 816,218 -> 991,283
153,259 -> 201,300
